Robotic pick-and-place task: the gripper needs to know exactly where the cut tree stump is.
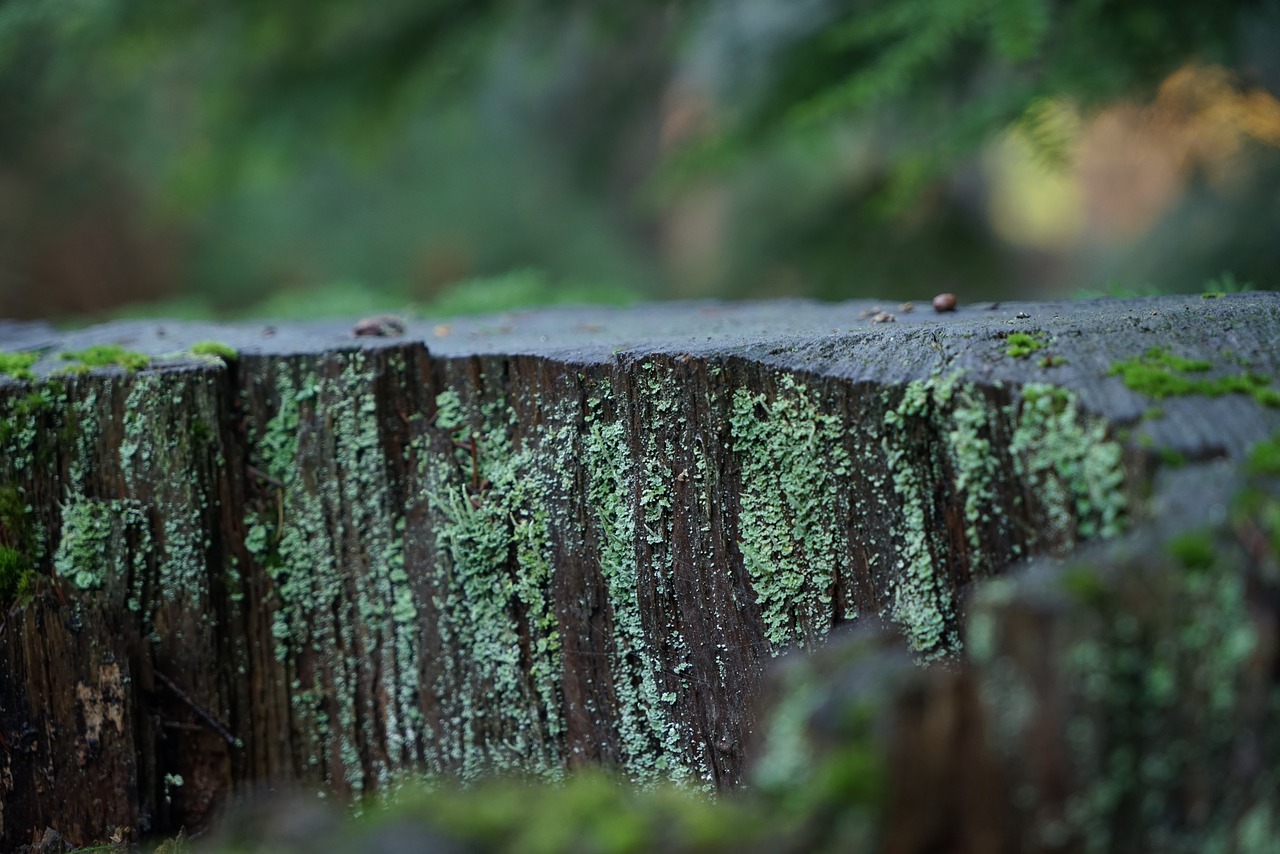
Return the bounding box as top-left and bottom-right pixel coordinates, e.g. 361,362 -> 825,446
0,294 -> 1278,847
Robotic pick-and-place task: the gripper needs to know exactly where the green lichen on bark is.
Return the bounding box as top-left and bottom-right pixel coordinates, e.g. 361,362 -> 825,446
730,374 -> 851,650
242,353 -> 423,793
53,498 -> 148,594
120,371 -> 225,613
424,388 -> 565,781
880,374 -> 1127,658
582,391 -> 685,783
1009,383 -> 1127,543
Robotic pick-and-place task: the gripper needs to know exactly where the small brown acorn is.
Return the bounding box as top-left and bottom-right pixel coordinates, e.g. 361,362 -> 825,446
932,293 -> 958,313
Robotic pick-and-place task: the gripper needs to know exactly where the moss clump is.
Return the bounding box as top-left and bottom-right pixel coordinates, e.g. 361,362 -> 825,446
1005,332 -> 1046,358
0,545 -> 34,601
1254,387 -> 1280,408
1168,531 -> 1215,571
0,351 -> 40,381
1246,433 -> 1280,477
190,340 -> 239,361
0,485 -> 37,602
1108,347 -> 1276,405
1060,564 -> 1106,606
59,344 -> 151,372
1038,354 -> 1068,368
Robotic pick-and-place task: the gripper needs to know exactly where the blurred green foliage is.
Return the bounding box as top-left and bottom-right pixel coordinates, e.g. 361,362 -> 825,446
0,0 -> 1276,319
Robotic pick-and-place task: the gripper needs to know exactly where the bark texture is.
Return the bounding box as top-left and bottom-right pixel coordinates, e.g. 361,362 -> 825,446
0,293 -> 1278,847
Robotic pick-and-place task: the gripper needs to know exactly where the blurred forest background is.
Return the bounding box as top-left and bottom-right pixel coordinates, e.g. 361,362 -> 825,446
0,0 -> 1278,322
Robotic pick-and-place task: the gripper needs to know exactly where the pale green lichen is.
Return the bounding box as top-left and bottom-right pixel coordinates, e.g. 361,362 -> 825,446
423,388 -> 564,782
879,374 -> 1126,659
242,353 -> 423,794
582,392 -> 685,783
1009,384 -> 1126,542
730,374 -> 851,650
54,499 -> 147,593
0,385 -> 59,478
881,374 -> 962,657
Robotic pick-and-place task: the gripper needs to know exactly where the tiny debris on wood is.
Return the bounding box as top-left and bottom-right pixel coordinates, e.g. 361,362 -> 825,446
899,302 -> 914,313
353,315 -> 406,337
871,311 -> 896,323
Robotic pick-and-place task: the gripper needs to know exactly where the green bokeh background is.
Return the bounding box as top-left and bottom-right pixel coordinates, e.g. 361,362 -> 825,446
0,0 -> 1277,322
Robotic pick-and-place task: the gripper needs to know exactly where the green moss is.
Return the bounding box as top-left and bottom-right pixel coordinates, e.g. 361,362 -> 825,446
1141,406 -> 1165,421
1118,347 -> 1212,375
1254,387 -> 1280,408
361,770 -> 756,854
0,351 -> 40,381
1201,291 -> 1225,299
1038,354 -> 1068,368
1168,532 -> 1215,571
0,484 -> 36,602
1245,432 -> 1280,477
0,545 -> 32,600
1060,564 -> 1106,606
1005,332 -> 1047,358
1157,447 -> 1186,468
189,340 -> 239,361
1108,347 -> 1278,406
59,344 -> 151,372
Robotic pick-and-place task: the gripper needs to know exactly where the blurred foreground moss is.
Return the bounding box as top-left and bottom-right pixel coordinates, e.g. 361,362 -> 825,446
188,771 -> 828,854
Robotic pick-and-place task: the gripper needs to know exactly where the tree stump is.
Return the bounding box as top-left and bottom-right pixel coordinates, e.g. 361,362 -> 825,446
1,293 -> 1277,847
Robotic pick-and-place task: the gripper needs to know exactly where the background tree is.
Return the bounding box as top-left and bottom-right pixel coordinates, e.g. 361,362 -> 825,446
0,0 -> 1276,318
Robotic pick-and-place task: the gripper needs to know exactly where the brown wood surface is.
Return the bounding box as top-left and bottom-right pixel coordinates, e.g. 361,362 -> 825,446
0,293 -> 1278,847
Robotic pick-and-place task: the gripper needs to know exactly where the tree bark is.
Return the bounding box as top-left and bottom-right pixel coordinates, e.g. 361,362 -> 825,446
0,293 -> 1277,847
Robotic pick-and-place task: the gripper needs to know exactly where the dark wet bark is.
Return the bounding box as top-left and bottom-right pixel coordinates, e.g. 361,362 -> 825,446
0,293 -> 1277,847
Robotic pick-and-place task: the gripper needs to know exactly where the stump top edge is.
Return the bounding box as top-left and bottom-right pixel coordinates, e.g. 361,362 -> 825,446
3,292 -> 1277,367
